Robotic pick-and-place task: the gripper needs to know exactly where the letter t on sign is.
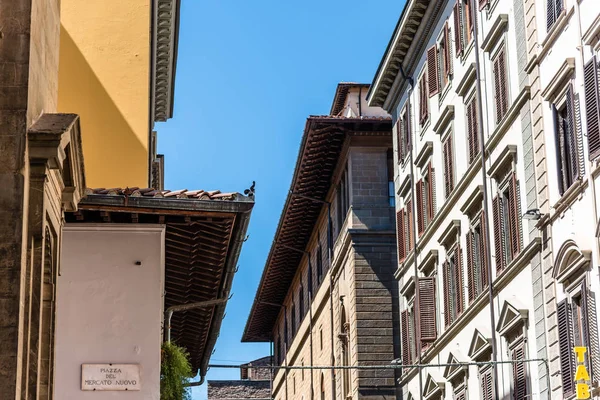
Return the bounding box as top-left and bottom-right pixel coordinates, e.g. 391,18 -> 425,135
574,346 -> 587,363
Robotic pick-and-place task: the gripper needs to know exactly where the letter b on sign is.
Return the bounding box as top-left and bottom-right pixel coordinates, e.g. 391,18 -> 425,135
577,383 -> 591,399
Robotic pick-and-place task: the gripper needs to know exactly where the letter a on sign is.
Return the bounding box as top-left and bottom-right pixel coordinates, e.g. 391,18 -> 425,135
575,365 -> 590,381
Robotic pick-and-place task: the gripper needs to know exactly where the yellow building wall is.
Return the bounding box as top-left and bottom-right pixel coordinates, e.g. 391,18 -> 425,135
58,0 -> 151,188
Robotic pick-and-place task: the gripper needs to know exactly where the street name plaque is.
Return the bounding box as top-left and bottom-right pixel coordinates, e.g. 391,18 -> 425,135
81,364 -> 141,391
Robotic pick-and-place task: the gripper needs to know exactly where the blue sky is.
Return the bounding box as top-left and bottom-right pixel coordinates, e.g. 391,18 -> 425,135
156,1 -> 403,398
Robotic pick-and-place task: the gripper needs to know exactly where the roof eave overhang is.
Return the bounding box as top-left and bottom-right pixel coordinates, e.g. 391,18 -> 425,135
152,0 -> 181,123
241,117 -> 392,343
367,0 -> 438,111
71,194 -> 254,377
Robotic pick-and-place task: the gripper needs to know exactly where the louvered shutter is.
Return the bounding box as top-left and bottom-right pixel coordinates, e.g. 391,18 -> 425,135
582,283 -> 600,381
480,211 -> 490,288
401,309 -> 411,366
427,46 -> 440,97
557,299 -> 576,396
467,98 -> 480,163
404,209 -> 410,258
493,49 -> 508,123
552,105 -> 567,195
405,104 -> 413,155
512,342 -> 528,400
479,0 -> 489,11
396,210 -> 405,262
427,163 -> 435,222
407,200 -> 414,252
418,277 -> 437,342
454,387 -> 466,400
443,260 -> 451,327
454,245 -> 464,315
417,180 -> 425,235
454,1 -> 464,56
481,367 -> 494,400
584,57 -> 600,160
466,230 -> 476,303
547,0 -> 556,31
565,84 -> 580,182
508,173 -> 521,259
444,23 -> 452,77
396,119 -> 402,164
492,195 -> 505,272
443,136 -> 454,198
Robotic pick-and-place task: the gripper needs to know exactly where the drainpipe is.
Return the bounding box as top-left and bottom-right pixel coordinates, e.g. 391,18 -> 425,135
470,1 -> 500,399
399,64 -> 422,400
164,298 -> 228,343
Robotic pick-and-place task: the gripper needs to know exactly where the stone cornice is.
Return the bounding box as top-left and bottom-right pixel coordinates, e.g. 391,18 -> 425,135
152,0 -> 180,122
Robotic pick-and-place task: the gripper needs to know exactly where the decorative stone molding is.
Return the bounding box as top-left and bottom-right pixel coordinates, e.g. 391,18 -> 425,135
459,185 -> 483,216
468,329 -> 492,361
541,58 -> 575,103
455,63 -> 476,97
433,105 -> 454,135
496,300 -> 528,337
415,141 -> 433,168
481,14 -> 509,53
488,144 -> 517,181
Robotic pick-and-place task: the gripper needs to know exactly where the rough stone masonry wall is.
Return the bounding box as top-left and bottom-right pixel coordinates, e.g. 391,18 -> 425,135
350,232 -> 399,400
0,0 -> 61,398
208,381 -> 271,400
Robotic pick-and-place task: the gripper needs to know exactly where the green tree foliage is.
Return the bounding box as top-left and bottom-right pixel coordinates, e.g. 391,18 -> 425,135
161,342 -> 193,400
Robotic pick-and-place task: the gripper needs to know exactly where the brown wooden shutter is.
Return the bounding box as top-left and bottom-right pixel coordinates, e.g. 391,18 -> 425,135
417,180 -> 425,235
427,45 -> 440,97
481,367 -> 494,400
584,57 -> 600,160
418,277 -> 437,342
454,245 -> 464,315
492,195 -> 505,272
453,1 -> 463,56
443,137 -> 453,198
479,0 -> 489,10
508,173 -> 521,259
493,49 -> 508,123
442,260 -> 451,327
396,210 -> 405,262
557,299 -> 576,396
444,23 -> 452,77
480,211 -> 489,288
401,309 -> 412,366
467,98 -> 479,163
565,83 -> 581,182
406,200 -> 414,252
396,119 -> 402,164
552,104 -> 567,196
419,76 -> 429,125
427,163 -> 435,222
465,0 -> 473,43
512,342 -> 528,400
582,283 -> 600,381
466,230 -> 476,303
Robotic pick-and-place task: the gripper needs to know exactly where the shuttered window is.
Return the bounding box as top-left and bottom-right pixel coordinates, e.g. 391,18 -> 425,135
547,0 -> 563,32
466,96 -> 480,163
584,56 -> 600,160
479,366 -> 494,400
406,200 -> 414,253
492,47 -> 509,123
454,386 -> 467,400
426,163 -> 435,224
417,180 -> 425,236
557,281 -> 600,396
396,119 -> 402,165
401,304 -> 417,367
557,299 -> 576,396
553,83 -> 583,196
418,277 -> 437,345
398,106 -> 412,164
396,210 -> 406,263
510,339 -> 528,400
453,1 -> 464,57
441,22 -> 453,88
427,45 -> 440,97
493,172 -> 521,273
443,246 -> 464,327
419,73 -> 429,125
467,212 -> 489,304
443,134 -> 455,198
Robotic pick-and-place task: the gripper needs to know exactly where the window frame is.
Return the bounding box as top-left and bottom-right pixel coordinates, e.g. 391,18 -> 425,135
491,42 -> 509,124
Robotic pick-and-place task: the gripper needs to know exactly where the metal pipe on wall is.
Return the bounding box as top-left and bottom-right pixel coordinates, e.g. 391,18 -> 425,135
469,1 -> 500,398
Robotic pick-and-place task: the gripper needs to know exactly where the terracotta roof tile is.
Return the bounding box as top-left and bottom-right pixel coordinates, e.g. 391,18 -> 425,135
84,187 -> 240,201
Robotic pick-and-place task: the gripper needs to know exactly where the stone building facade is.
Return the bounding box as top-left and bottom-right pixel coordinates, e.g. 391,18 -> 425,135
242,83 -> 397,400
208,356 -> 273,400
366,0 -> 600,399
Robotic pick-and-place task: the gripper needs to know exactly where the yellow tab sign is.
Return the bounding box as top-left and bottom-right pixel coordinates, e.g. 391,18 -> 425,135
574,347 -> 590,399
